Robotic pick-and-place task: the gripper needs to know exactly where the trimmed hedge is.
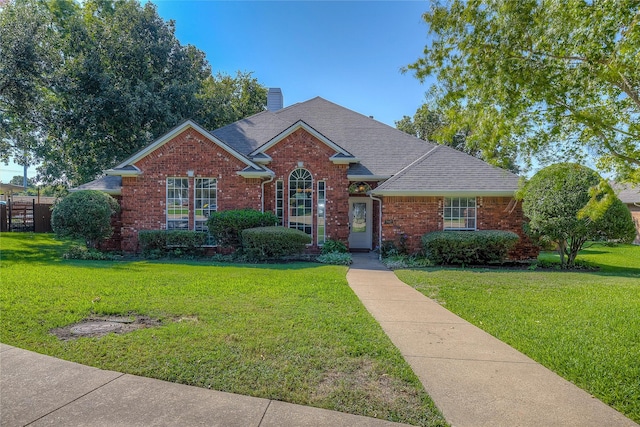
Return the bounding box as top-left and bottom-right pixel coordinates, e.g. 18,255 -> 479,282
207,209 -> 278,248
241,226 -> 311,260
421,230 -> 519,265
138,230 -> 208,257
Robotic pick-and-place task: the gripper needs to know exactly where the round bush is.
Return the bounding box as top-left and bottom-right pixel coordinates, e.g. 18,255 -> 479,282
51,190 -> 120,248
241,226 -> 311,260
207,209 -> 278,248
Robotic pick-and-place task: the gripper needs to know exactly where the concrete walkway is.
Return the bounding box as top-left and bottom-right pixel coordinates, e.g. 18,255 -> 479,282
347,252 -> 639,427
0,343 -> 411,427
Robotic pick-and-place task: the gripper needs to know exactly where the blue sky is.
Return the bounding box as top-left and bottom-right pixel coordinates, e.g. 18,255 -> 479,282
1,1 -> 434,184
152,0 -> 433,125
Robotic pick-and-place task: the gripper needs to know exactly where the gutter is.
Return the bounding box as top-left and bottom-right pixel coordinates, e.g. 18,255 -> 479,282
261,175 -> 275,213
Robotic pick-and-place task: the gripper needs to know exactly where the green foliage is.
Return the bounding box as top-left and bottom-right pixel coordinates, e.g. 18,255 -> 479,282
382,255 -> 433,270
405,0 -> 640,183
137,230 -> 207,257
63,244 -> 119,261
0,0 -> 266,186
396,104 -> 519,173
195,71 -> 267,130
241,226 -> 311,260
519,163 -> 634,268
51,190 -> 119,248
321,239 -> 348,254
206,209 -> 278,248
316,252 -> 353,265
421,230 -> 519,265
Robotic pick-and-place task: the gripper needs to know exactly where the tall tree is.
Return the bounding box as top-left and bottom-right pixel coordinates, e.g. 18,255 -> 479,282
405,0 -> 640,183
196,72 -> 267,131
396,104 -> 520,173
1,0 -> 267,186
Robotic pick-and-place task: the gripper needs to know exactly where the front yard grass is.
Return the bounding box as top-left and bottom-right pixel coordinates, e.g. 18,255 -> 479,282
0,233 -> 446,427
395,244 -> 640,423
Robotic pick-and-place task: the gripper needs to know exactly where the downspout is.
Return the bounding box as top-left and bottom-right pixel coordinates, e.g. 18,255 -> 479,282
369,193 -> 383,260
261,175 -> 275,213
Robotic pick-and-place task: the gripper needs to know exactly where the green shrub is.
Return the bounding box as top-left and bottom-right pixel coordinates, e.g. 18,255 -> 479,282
51,190 -> 120,248
317,252 -> 352,265
207,209 -> 278,248
241,226 -> 311,260
382,255 -> 433,269
380,240 -> 399,257
421,230 -> 519,265
63,244 -> 120,260
138,230 -> 207,257
321,239 -> 348,254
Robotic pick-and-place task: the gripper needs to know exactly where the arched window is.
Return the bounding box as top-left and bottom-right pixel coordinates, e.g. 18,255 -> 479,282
289,168 -> 313,237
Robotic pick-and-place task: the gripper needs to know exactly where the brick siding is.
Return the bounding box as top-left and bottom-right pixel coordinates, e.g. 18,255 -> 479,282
118,127 -> 260,252
262,128 -> 350,246
381,195 -> 539,260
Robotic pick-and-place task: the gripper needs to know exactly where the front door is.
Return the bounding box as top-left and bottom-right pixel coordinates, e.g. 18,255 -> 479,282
348,198 -> 372,250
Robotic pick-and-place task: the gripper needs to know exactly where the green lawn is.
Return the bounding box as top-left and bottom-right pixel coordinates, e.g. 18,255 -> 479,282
395,244 -> 640,423
0,233 -> 446,427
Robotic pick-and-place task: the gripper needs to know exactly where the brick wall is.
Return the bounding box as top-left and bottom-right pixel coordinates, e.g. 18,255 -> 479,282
262,128 -> 350,247
381,195 -> 539,260
118,127 -> 261,252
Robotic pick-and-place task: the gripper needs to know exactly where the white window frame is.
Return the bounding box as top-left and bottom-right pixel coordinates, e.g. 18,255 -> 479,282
275,180 -> 284,226
443,197 -> 477,230
288,168 -> 313,238
317,180 -> 326,246
166,177 -> 189,230
194,178 -> 217,246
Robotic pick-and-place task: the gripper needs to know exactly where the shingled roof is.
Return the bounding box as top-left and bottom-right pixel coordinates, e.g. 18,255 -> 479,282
372,145 -> 519,196
77,96 -> 520,196
213,97 -> 437,178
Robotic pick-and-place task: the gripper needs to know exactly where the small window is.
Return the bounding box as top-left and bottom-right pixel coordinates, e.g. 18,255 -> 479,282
444,197 -> 476,230
167,178 -> 189,230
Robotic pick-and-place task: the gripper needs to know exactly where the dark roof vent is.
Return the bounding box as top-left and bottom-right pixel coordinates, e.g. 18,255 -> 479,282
267,88 -> 283,111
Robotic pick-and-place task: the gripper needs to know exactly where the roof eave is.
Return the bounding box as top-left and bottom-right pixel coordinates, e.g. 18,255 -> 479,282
347,175 -> 391,181
371,189 -> 517,197
104,167 -> 141,177
330,155 -> 361,165
236,170 -> 275,179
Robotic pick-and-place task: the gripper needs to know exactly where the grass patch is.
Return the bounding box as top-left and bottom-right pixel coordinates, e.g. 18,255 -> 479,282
0,233 -> 446,427
395,244 -> 640,423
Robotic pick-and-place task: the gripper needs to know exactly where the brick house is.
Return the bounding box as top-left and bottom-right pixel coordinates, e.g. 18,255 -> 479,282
75,91 -> 539,258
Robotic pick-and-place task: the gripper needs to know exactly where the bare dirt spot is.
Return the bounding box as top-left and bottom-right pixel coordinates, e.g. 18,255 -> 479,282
50,315 -> 163,340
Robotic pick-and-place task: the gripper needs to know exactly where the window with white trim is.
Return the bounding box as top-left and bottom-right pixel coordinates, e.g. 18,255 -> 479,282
194,178 -> 217,245
275,180 -> 284,226
443,197 -> 476,230
317,181 -> 326,245
167,178 -> 189,230
288,168 -> 313,237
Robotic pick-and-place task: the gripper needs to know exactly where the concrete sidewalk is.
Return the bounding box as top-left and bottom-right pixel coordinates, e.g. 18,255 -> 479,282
347,252 -> 639,427
0,343 -> 411,427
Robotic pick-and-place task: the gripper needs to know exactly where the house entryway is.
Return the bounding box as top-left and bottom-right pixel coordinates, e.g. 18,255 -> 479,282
348,198 -> 372,250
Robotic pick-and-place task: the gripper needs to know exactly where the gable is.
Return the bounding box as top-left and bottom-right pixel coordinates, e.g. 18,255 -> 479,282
249,120 -> 360,165
105,120 -> 268,177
